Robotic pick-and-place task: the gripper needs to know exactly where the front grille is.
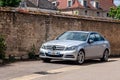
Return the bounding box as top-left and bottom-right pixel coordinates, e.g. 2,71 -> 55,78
45,45 -> 65,51
45,53 -> 63,57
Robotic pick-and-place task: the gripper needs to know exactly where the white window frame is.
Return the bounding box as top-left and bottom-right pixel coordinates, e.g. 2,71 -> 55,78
90,0 -> 99,9
83,0 -> 87,7
78,0 -> 88,7
67,0 -> 73,7
95,2 -> 99,9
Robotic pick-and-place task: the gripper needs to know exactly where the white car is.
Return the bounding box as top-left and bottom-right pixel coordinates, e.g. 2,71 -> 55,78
39,31 -> 110,64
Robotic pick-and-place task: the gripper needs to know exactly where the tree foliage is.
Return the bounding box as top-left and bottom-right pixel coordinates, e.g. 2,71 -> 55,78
28,44 -> 36,59
0,35 -> 6,60
0,0 -> 21,7
109,6 -> 120,19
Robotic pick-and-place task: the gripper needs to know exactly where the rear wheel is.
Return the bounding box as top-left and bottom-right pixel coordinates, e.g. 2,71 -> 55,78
76,50 -> 85,65
42,58 -> 51,63
101,50 -> 109,62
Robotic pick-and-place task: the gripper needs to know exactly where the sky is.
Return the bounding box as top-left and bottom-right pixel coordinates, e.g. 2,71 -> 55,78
114,0 -> 120,6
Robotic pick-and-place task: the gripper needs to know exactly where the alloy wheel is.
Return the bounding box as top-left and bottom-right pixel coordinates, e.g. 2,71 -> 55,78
77,51 -> 85,64
101,50 -> 109,62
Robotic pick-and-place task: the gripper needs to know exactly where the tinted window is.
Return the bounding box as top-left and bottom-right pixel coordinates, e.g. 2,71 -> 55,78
94,33 -> 105,41
89,33 -> 95,41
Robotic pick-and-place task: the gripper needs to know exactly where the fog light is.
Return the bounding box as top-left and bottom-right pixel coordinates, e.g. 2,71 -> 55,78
65,55 -> 75,58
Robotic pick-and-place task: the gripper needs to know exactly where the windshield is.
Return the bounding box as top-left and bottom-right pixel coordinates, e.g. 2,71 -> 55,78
56,32 -> 89,41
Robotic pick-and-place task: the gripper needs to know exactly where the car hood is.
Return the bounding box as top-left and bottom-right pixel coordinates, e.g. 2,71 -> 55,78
43,40 -> 85,47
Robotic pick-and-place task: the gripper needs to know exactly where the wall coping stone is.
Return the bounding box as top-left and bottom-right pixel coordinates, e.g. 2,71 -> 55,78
0,7 -> 120,23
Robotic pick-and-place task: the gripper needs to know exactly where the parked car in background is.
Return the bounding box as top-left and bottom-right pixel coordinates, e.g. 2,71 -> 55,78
39,31 -> 110,64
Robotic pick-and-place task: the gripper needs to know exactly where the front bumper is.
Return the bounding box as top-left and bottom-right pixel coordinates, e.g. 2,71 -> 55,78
39,48 -> 78,61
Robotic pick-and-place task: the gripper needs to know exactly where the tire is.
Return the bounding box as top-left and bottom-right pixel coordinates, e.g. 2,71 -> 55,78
101,50 -> 109,62
42,58 -> 51,63
76,50 -> 85,65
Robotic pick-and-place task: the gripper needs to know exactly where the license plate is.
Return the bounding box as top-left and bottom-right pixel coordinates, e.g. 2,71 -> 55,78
48,52 -> 60,55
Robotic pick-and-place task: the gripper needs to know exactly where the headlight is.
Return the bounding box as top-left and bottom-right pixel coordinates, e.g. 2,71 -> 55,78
41,45 -> 46,49
65,46 -> 78,51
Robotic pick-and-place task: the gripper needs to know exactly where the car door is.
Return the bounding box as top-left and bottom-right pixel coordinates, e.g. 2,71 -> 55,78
94,33 -> 105,57
85,33 -> 98,59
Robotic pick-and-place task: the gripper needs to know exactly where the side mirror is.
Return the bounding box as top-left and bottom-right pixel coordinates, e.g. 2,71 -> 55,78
88,39 -> 94,44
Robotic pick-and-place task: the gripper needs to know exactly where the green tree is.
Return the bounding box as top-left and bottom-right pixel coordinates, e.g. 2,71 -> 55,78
0,0 -> 3,6
0,0 -> 21,7
109,6 -> 120,19
0,35 -> 7,60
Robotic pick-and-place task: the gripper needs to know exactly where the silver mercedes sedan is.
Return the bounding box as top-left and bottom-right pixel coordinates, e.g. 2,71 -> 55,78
39,31 -> 110,64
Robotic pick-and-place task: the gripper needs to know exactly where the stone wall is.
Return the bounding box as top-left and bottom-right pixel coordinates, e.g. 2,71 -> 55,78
0,9 -> 120,57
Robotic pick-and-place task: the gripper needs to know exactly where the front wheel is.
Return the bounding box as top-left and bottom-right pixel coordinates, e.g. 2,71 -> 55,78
101,50 -> 109,62
76,51 -> 85,65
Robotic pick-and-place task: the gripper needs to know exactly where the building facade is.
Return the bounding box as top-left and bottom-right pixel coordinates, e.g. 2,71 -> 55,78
49,0 -> 115,17
20,0 -> 57,10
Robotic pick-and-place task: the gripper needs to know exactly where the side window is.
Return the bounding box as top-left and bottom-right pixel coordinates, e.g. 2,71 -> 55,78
89,33 -> 95,41
100,35 -> 105,41
100,36 -> 105,41
95,33 -> 105,41
94,34 -> 100,41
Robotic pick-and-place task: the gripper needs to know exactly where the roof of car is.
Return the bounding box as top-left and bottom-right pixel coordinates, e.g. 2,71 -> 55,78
67,31 -> 97,34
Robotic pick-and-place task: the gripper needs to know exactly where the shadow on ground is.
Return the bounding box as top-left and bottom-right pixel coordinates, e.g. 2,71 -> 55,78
34,71 -> 61,75
48,59 -> 117,66
34,59 -> 117,76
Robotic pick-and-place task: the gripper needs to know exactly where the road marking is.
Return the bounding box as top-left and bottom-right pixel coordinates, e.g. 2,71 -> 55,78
10,66 -> 83,80
47,66 -> 81,73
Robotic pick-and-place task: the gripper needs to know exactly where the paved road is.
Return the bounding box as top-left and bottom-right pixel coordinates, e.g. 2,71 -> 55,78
0,58 -> 120,80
